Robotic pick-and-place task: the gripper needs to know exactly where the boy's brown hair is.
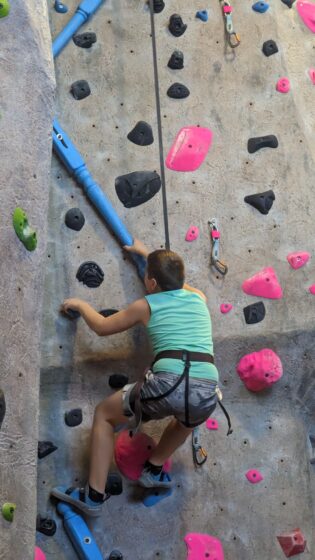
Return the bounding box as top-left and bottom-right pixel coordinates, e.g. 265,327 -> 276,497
147,250 -> 185,291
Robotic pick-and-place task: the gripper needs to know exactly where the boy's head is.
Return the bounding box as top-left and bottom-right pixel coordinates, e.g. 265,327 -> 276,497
145,249 -> 185,293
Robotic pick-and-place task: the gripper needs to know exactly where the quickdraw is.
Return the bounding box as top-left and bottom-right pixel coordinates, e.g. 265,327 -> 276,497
208,219 -> 228,276
192,427 -> 208,467
219,0 -> 240,48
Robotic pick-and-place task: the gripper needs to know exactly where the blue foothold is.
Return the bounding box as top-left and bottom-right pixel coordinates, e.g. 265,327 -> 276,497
54,0 -> 68,13
196,10 -> 209,22
252,1 -> 269,13
142,473 -> 172,508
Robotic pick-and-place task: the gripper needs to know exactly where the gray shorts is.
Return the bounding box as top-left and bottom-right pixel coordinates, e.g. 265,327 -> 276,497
122,370 -> 218,428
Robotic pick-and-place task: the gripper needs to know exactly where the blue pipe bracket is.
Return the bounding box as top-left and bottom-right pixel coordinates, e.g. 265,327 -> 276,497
53,0 -> 104,57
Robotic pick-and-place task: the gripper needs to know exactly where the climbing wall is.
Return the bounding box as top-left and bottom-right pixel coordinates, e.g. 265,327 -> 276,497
0,1 -> 55,559
37,1 -> 315,559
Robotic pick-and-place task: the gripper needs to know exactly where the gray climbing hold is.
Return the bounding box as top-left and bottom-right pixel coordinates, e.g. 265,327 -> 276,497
38,441 -> 58,459
65,208 -> 85,231
167,83 -> 190,99
244,190 -> 275,215
169,14 -> 187,37
153,0 -> 165,13
99,309 -> 119,317
168,50 -> 184,70
262,40 -> 278,57
247,135 -> 278,153
65,408 -> 83,427
243,301 -> 266,324
0,389 -> 6,429
73,32 -> 97,48
76,262 -> 104,288
115,171 -> 161,208
109,374 -> 129,389
127,121 -> 154,146
70,80 -> 91,100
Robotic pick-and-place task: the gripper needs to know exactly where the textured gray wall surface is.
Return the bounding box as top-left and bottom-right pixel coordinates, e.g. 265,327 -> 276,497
0,1 -> 55,559
38,1 -> 314,559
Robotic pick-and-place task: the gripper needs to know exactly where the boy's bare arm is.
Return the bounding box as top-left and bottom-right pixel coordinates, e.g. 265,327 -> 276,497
62,298 -> 150,335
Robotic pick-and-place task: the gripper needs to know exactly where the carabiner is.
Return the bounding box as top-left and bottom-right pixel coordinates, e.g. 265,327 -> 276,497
212,257 -> 228,276
228,31 -> 240,48
192,428 -> 208,467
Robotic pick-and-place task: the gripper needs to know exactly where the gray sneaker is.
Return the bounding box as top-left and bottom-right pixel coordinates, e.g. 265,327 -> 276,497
138,469 -> 172,489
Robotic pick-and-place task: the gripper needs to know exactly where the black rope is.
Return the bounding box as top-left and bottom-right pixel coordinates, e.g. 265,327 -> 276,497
148,0 -> 171,251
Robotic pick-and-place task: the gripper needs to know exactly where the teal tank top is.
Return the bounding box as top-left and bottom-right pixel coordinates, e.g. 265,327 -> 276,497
144,289 -> 219,382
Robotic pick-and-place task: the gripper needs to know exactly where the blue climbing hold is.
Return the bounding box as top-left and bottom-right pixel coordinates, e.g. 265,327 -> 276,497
142,473 -> 172,507
252,1 -> 269,12
196,10 -> 208,22
54,0 -> 68,13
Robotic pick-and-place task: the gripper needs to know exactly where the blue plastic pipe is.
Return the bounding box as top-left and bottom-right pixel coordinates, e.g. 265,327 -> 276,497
57,502 -> 103,560
53,119 -> 146,278
53,0 -> 104,57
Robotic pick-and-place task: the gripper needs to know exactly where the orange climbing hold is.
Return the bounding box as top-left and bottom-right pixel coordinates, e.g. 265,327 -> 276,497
277,528 -> 306,557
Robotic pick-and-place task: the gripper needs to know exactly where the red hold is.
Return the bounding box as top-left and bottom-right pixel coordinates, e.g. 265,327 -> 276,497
236,348 -> 283,392
206,418 -> 219,430
220,303 -> 233,314
185,533 -> 224,560
114,430 -> 171,480
242,267 -> 283,299
245,469 -> 264,483
277,528 -> 306,557
286,251 -> 310,269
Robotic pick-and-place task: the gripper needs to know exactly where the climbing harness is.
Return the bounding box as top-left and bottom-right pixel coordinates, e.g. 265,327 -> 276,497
208,219 -> 228,276
148,0 -> 170,250
219,0 -> 240,48
192,427 -> 208,467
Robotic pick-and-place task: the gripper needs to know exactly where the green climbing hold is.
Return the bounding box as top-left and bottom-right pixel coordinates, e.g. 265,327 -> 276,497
13,208 -> 37,251
2,503 -> 16,522
0,1 -> 10,18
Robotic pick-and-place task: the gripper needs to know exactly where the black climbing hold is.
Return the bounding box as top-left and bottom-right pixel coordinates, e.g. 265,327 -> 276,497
76,262 -> 104,288
115,171 -> 161,208
262,40 -> 278,57
105,472 -> 123,496
167,83 -> 190,99
108,551 -> 123,560
109,374 -> 129,389
280,0 -> 295,7
243,302 -> 266,325
65,208 -> 85,231
244,189 -> 275,215
169,14 -> 187,37
247,135 -> 278,153
0,389 -> 6,429
99,309 -> 119,317
65,408 -> 83,427
73,32 -> 97,48
127,121 -> 154,146
70,80 -> 91,100
168,50 -> 184,70
36,514 -> 57,537
65,308 -> 81,320
153,0 -> 165,13
38,441 -> 58,459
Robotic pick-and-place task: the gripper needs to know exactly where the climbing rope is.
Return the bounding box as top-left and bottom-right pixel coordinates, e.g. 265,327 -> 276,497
148,0 -> 171,250
219,0 -> 240,48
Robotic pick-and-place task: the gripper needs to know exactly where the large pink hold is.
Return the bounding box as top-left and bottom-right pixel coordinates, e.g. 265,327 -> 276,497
246,469 -> 264,484
165,126 -> 213,172
185,225 -> 199,242
286,251 -> 310,269
185,534 -> 224,560
297,1 -> 315,33
242,267 -> 283,299
34,548 -> 46,560
114,430 -> 171,480
237,348 -> 283,392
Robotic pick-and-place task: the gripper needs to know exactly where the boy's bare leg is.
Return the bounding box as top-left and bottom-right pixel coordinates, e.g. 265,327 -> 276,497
88,390 -> 128,494
149,418 -> 193,466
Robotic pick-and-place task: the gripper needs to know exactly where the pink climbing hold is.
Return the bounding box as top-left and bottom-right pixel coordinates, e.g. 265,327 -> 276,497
237,348 -> 283,392
206,418 -> 219,430
309,68 -> 315,84
276,77 -> 290,93
297,1 -> 315,33
34,548 -> 46,560
242,267 -> 283,299
286,251 -> 310,270
165,126 -> 213,172
220,303 -> 233,314
246,469 -> 264,484
114,430 -> 171,480
309,284 -> 315,295
185,225 -> 199,242
185,533 -> 224,560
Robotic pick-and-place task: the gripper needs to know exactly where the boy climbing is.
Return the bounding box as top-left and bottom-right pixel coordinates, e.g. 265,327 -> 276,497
51,239 -> 219,516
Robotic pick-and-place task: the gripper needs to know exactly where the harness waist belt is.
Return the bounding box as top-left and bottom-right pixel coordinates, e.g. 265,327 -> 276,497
152,350 -> 214,366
